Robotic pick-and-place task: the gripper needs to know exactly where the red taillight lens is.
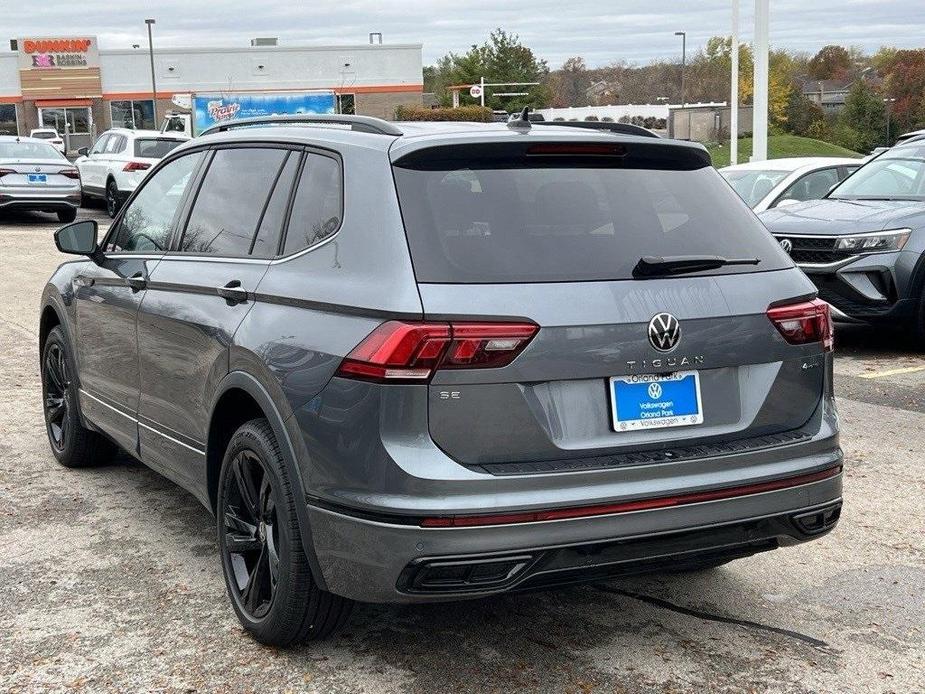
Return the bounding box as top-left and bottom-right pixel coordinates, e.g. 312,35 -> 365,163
58,168 -> 80,179
337,321 -> 538,382
767,298 -> 833,351
123,161 -> 151,172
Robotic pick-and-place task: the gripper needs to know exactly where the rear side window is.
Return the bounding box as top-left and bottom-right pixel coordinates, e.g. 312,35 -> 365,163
135,138 -> 184,159
251,153 -> 300,258
281,153 -> 342,256
393,153 -> 790,283
181,147 -> 288,256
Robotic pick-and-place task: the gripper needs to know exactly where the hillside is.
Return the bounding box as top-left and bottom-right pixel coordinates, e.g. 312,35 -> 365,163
707,135 -> 862,167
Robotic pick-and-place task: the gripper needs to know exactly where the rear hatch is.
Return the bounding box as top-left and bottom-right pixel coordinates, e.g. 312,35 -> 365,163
386,135 -> 830,467
123,136 -> 187,185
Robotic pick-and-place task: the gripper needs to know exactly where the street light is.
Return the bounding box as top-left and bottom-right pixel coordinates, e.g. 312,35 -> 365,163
145,19 -> 157,123
884,97 -> 897,145
675,31 -> 687,105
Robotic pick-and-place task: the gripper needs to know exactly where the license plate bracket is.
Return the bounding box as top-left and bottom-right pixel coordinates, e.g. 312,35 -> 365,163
609,371 -> 703,431
28,173 -> 47,183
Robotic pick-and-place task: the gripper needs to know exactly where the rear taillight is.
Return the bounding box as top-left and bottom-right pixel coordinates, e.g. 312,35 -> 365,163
123,161 -> 151,172
0,168 -> 15,178
58,169 -> 80,179
767,298 -> 833,351
337,321 -> 538,382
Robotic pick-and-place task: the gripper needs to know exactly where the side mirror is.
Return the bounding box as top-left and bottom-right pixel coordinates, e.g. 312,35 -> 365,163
775,198 -> 801,208
77,147 -> 89,157
55,220 -> 99,257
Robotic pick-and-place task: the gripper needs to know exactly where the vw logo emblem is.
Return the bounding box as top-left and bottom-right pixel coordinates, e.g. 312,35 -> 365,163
779,238 -> 793,254
648,313 -> 681,352
34,166 -> 41,173
648,382 -> 663,400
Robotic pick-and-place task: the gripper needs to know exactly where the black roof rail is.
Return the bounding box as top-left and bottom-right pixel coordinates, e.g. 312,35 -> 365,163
199,114 -> 404,137
534,120 -> 660,138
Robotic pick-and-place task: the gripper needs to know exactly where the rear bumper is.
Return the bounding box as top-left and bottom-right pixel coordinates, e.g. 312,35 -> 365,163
307,466 -> 842,603
0,191 -> 81,211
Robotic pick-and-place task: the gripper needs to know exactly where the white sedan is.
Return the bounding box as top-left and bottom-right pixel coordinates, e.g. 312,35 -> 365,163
719,157 -> 862,212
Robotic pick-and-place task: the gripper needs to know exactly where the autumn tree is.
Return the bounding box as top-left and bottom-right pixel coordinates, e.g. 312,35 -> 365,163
836,80 -> 887,152
807,45 -> 852,80
546,57 -> 592,107
879,49 -> 925,133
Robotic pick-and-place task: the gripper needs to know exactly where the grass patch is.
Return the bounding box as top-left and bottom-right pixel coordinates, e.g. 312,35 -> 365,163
707,135 -> 862,168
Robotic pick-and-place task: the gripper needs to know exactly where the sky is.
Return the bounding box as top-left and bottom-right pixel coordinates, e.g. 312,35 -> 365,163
4,0 -> 924,68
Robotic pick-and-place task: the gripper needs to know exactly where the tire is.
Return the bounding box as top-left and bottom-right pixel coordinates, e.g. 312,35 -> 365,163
217,418 -> 352,646
41,326 -> 117,468
914,292 -> 925,349
57,207 -> 77,223
105,179 -> 121,218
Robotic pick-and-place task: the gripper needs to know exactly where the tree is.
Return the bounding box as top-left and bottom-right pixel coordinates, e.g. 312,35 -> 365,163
784,88 -> 826,137
808,45 -> 852,80
879,49 -> 925,133
547,57 -> 591,107
837,80 -> 886,151
424,29 -> 550,111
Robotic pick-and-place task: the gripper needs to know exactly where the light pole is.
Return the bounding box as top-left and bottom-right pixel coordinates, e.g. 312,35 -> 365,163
884,97 -> 896,145
675,31 -> 686,105
145,19 -> 157,123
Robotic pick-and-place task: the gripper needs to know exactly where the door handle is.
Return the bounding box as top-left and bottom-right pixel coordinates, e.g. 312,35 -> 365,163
217,280 -> 248,304
126,272 -> 147,292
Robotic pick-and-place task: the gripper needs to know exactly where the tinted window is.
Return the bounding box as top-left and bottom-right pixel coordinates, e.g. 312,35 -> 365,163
106,152 -> 202,253
394,158 -> 789,283
282,153 -> 342,256
251,153 -> 300,258
181,148 -> 287,256
135,138 -> 185,159
32,131 -> 55,140
774,168 -> 840,205
104,135 -> 123,153
89,135 -> 108,155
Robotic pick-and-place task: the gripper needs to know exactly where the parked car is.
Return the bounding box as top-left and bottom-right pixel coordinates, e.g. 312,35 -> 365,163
895,128 -> 925,145
41,114 -> 842,647
719,157 -> 861,211
760,139 -> 925,342
75,128 -> 189,217
0,136 -> 80,222
29,128 -> 66,155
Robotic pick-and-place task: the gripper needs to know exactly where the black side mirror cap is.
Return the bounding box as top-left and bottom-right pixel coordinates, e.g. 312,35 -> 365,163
76,147 -> 89,157
55,220 -> 100,259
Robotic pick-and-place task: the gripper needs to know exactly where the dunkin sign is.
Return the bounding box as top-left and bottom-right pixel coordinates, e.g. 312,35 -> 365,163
18,36 -> 99,70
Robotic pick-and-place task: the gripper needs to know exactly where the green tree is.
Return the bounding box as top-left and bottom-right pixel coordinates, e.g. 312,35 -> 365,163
837,80 -> 887,151
424,29 -> 550,111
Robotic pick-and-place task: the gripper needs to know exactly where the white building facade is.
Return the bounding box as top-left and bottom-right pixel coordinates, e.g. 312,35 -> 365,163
0,37 -> 423,150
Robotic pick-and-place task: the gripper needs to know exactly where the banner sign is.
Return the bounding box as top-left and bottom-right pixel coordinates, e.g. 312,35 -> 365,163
192,91 -> 337,134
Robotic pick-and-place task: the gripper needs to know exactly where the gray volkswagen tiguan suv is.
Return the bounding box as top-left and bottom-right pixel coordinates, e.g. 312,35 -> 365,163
40,114 -> 843,646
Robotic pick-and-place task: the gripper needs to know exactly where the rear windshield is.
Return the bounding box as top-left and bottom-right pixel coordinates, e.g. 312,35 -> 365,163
0,142 -> 65,159
393,154 -> 789,283
134,138 -> 184,159
31,131 -> 56,140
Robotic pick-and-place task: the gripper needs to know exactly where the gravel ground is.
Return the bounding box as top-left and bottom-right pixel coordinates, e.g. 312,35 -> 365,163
1,207 -> 923,693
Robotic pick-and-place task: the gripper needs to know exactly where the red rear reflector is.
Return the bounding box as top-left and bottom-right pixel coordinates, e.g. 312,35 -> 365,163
123,161 -> 151,172
58,169 -> 80,179
767,298 -> 833,351
527,143 -> 626,156
420,465 -> 842,527
337,321 -> 538,383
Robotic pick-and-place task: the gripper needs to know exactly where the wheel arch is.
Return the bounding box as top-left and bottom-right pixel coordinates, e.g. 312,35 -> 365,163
206,370 -> 329,591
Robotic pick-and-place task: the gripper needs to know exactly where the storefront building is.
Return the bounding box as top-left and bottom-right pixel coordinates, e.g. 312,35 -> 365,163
0,36 -> 423,151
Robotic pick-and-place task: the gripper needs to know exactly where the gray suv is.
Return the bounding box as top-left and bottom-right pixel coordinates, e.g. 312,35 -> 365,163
40,114 -> 843,647
759,140 -> 925,343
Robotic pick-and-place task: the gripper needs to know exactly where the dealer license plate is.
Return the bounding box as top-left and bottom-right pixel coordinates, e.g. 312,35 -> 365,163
609,371 -> 703,431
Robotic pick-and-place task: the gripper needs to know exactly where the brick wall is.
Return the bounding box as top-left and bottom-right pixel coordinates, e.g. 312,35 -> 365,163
355,90 -> 423,121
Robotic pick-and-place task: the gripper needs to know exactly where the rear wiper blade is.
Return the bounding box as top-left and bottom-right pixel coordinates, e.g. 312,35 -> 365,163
633,255 -> 761,278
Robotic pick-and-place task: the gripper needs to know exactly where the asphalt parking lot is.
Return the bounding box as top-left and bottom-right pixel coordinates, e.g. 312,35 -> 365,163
0,207 -> 923,693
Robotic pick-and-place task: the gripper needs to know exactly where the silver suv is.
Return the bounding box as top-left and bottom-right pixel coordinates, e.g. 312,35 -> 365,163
40,114 -> 842,647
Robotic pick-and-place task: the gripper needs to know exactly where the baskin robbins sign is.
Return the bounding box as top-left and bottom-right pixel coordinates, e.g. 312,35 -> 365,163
17,37 -> 100,69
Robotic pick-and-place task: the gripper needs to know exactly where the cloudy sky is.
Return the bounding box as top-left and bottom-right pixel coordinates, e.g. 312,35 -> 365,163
5,0 -> 923,67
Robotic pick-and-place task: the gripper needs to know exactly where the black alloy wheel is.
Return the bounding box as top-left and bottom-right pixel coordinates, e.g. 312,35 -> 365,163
106,180 -> 119,218
221,449 -> 281,620
43,341 -> 71,452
